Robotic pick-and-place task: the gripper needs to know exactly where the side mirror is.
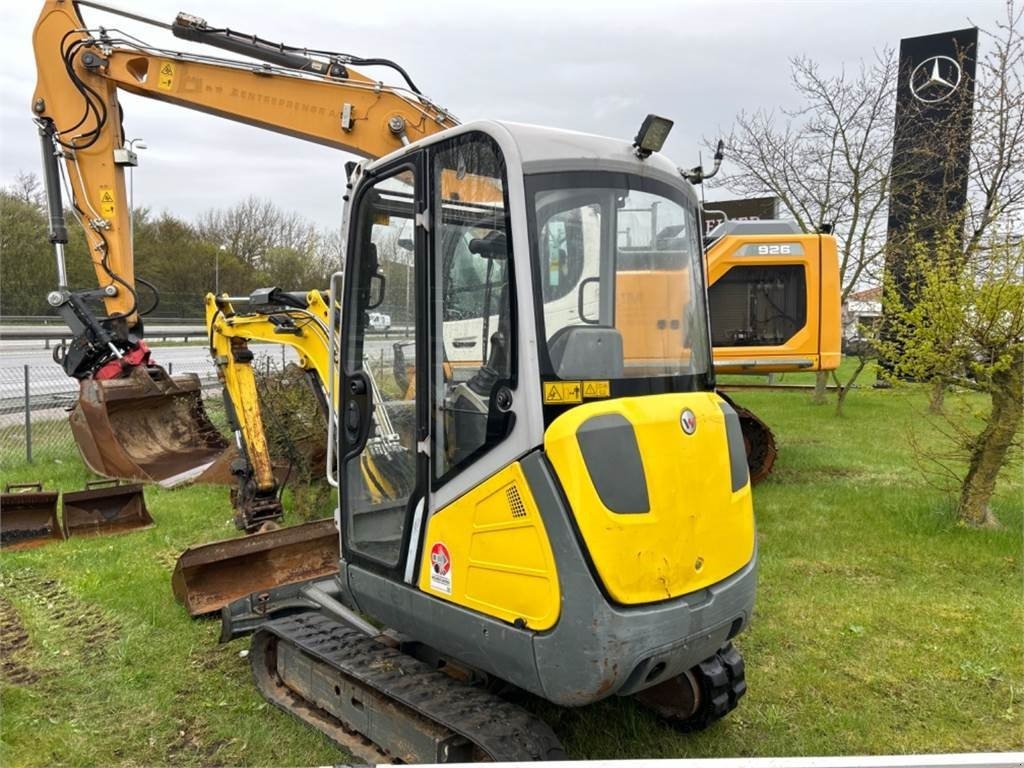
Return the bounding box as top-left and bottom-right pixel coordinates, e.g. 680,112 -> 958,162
577,276 -> 600,325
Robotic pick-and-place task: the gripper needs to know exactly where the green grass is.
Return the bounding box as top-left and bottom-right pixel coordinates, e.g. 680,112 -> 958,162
1,379 -> 1021,764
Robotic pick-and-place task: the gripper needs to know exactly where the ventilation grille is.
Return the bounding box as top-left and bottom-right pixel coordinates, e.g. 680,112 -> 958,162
506,485 -> 527,519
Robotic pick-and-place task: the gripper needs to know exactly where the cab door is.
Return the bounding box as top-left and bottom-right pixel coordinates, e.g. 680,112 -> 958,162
339,159 -> 426,578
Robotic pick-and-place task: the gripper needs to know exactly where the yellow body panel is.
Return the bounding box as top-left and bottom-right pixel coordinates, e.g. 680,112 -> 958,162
419,463 -> 561,630
545,392 -> 754,605
707,232 -> 842,373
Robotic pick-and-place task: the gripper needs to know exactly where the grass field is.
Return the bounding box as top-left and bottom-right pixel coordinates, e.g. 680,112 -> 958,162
1,372 -> 1021,765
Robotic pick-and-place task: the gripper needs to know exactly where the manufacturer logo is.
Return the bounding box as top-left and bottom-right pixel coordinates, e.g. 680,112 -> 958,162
910,55 -> 962,104
680,408 -> 697,435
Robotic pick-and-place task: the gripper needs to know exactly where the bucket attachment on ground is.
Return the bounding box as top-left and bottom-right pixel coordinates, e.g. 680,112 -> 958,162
70,366 -> 229,487
172,518 -> 340,617
0,483 -> 63,550
61,479 -> 153,538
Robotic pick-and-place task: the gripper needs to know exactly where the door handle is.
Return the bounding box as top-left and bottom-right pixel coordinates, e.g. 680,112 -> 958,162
342,370 -> 373,461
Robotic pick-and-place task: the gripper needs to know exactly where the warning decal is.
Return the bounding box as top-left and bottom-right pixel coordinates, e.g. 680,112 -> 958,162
582,380 -> 610,398
429,542 -> 452,595
157,60 -> 175,90
543,381 -> 582,405
98,187 -> 115,219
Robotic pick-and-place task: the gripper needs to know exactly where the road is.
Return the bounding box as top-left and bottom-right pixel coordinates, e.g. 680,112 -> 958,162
0,335 -> 406,403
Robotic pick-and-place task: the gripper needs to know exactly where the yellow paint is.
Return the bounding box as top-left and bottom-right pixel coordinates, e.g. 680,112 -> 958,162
98,186 -> 115,219
544,392 -> 754,605
582,380 -> 610,398
543,380 -> 582,404
419,462 -> 560,630
157,60 -> 175,90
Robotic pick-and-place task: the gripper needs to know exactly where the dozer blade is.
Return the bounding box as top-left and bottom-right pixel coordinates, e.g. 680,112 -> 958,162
0,483 -> 63,550
70,365 -> 229,487
61,479 -> 153,538
172,518 -> 339,617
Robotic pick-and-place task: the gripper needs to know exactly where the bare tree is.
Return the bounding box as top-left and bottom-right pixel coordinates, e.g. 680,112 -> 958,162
964,0 -> 1024,255
197,196 -> 318,271
9,171 -> 44,209
715,50 -> 897,401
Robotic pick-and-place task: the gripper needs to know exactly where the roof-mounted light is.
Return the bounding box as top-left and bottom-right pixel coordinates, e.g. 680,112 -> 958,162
633,114 -> 673,159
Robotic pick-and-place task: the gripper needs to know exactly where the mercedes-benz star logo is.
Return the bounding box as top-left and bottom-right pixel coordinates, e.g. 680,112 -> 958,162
909,55 -> 963,104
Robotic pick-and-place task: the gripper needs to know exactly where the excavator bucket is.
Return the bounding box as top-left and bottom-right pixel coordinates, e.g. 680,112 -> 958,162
69,366 -> 230,487
171,518 -> 340,617
0,483 -> 63,550
61,479 -> 153,538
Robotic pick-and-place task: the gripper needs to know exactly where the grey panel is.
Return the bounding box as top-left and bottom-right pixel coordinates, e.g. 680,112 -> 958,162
575,414 -> 650,513
705,219 -> 801,243
521,453 -> 758,705
342,562 -> 544,697
734,242 -> 805,257
719,402 -> 750,492
547,326 -> 624,380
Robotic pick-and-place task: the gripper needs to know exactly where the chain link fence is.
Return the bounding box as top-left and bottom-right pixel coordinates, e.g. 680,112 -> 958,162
0,346 -> 298,470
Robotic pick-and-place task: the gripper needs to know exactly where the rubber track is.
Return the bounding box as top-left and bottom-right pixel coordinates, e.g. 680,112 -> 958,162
257,612 -> 565,762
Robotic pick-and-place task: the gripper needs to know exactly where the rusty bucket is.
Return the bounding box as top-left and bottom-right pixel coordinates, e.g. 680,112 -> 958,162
69,366 -> 230,487
172,518 -> 340,617
61,479 -> 153,538
0,483 -> 63,550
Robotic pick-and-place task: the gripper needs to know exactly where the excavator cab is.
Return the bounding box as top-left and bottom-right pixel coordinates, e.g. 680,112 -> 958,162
224,121 -> 755,760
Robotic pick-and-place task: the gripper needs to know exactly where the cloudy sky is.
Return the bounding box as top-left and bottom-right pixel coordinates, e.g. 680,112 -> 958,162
0,0 -> 1001,231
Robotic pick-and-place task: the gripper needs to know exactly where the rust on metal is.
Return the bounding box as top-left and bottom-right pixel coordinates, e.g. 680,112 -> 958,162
69,366 -> 229,486
0,483 -> 63,550
61,479 -> 153,538
172,518 -> 340,617
634,669 -> 701,721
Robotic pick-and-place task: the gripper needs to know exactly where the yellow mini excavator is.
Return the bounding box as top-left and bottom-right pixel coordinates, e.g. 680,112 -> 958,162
32,2 -> 843,760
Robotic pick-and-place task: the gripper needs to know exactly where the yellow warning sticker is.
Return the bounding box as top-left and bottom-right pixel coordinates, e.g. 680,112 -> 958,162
582,380 -> 610,398
98,186 -> 115,219
157,60 -> 175,91
543,381 -> 582,405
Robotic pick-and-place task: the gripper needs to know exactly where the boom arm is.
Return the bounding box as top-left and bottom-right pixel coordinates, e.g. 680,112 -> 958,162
207,288 -> 335,531
31,0 -> 456,379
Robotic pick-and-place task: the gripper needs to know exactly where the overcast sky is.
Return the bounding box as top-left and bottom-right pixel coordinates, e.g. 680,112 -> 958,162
0,0 -> 1001,231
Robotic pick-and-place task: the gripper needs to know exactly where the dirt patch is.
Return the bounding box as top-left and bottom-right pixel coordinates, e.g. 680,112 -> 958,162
0,594 -> 39,685
2,569 -> 122,661
167,713 -> 229,767
769,465 -> 869,483
156,548 -> 183,572
786,558 -> 886,584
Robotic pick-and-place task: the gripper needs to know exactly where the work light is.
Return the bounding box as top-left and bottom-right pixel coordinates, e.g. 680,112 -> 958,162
634,114 -> 674,159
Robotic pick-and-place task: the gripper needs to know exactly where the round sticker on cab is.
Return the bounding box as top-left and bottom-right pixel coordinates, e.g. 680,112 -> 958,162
429,542 -> 452,595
